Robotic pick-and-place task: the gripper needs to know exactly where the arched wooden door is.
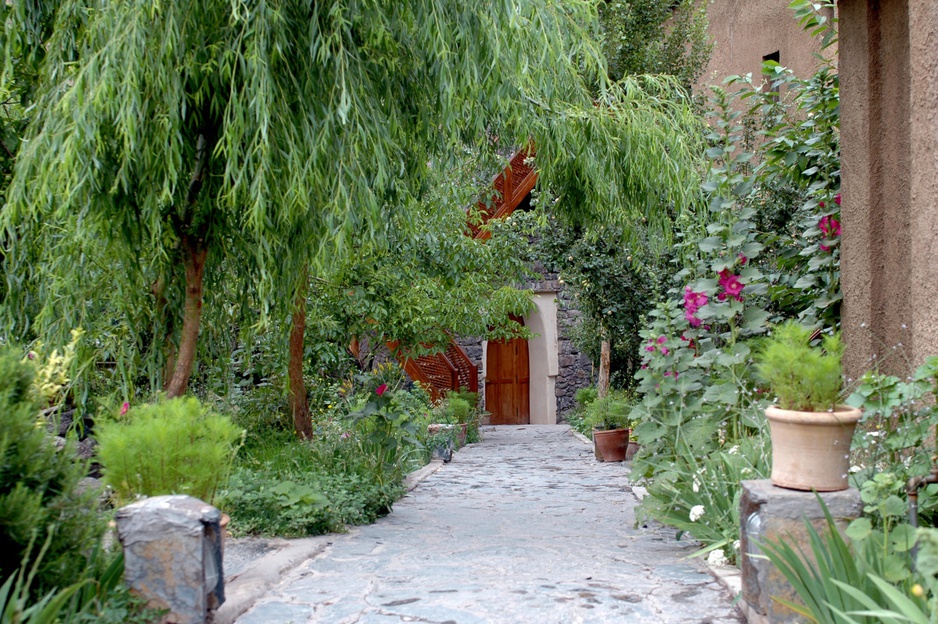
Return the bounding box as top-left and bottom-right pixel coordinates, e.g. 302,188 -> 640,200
485,319 -> 530,425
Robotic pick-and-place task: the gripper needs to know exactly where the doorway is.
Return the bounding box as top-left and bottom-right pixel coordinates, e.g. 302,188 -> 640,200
485,319 -> 530,425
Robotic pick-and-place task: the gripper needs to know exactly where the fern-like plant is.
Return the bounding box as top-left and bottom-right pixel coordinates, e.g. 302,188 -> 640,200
756,321 -> 843,411
97,397 -> 244,506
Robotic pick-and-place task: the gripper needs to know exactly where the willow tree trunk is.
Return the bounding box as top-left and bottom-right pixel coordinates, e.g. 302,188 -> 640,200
288,278 -> 312,439
597,337 -> 611,399
164,235 -> 208,398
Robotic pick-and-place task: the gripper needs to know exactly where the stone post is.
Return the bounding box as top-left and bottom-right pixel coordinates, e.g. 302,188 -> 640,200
115,495 -> 225,624
739,480 -> 861,623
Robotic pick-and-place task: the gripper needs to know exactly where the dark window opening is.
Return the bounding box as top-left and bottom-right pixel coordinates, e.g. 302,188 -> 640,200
763,51 -> 781,94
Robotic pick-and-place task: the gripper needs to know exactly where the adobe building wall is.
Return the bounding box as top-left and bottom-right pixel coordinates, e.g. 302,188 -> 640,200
699,0 -> 836,89
839,0 -> 938,379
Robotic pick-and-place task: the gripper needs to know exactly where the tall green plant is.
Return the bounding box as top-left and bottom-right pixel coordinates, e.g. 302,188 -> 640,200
756,321 -> 843,411
96,397 -> 243,506
0,347 -> 104,595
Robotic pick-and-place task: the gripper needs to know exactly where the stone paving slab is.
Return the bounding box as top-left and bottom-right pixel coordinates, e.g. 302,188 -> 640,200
233,425 -> 743,623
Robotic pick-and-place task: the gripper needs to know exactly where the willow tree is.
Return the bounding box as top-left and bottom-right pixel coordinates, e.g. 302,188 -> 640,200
4,0 -> 702,424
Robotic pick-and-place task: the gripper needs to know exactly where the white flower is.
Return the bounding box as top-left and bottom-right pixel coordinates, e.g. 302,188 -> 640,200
849,465 -> 861,473
692,478 -> 700,493
732,540 -> 741,553
707,549 -> 729,567
689,505 -> 705,522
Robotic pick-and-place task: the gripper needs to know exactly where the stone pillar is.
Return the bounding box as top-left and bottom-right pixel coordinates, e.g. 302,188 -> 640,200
839,0 -> 938,380
116,495 -> 225,624
739,480 -> 861,623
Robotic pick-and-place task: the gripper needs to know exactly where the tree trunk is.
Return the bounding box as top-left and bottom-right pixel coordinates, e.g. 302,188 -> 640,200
597,337 -> 611,399
152,277 -> 177,389
288,278 -> 312,439
164,235 -> 208,398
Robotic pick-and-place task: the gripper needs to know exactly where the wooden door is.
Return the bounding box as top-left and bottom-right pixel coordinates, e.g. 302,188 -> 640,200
485,322 -> 530,425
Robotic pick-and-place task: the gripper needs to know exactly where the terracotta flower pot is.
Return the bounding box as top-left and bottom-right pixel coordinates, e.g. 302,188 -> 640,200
593,428 -> 630,462
765,405 -> 862,492
625,441 -> 641,462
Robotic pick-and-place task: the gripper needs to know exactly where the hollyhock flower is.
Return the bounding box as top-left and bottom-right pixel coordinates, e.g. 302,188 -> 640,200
120,402 -> 130,416
645,345 -> 656,352
657,335 -> 668,345
718,268 -> 744,301
835,193 -> 841,206
738,254 -> 748,266
819,215 -> 841,237
820,243 -> 831,253
685,310 -> 703,327
376,383 -> 388,396
660,347 -> 670,356
664,371 -> 678,379
723,274 -> 744,299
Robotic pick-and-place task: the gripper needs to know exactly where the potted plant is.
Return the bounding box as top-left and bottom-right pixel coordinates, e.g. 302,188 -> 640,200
755,322 -> 861,491
584,393 -> 632,462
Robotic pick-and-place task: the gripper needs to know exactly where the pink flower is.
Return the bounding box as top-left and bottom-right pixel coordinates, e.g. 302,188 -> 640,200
120,402 -> 130,416
820,243 -> 831,253
645,345 -> 656,352
738,254 -> 748,266
718,268 -> 744,301
656,335 -> 667,345
834,194 -> 841,206
664,371 -> 679,379
376,383 -> 388,396
685,310 -> 703,327
341,432 -> 351,439
660,347 -> 670,356
819,215 -> 841,237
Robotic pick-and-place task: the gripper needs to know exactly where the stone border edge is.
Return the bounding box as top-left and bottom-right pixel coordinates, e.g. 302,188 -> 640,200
215,536 -> 331,624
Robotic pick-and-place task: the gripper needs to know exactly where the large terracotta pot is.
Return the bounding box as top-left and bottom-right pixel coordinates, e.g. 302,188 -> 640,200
593,428 -> 630,462
765,405 -> 862,492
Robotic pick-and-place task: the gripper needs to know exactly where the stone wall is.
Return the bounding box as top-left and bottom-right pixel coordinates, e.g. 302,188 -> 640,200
456,268 -> 594,422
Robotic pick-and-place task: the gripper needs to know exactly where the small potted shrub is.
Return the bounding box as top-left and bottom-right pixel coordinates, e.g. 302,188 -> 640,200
585,393 -> 632,462
755,322 -> 861,491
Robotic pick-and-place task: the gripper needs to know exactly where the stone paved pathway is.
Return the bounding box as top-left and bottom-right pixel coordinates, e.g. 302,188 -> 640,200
233,425 -> 743,623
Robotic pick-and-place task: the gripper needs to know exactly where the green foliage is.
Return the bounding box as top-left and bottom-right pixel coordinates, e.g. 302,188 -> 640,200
756,321 -> 843,411
0,347 -> 105,596
639,434 -> 769,565
599,0 -> 712,88
757,499 -> 934,624
575,386 -> 598,409
221,427 -> 406,537
583,391 -> 632,431
96,397 -> 244,506
845,358 -> 938,525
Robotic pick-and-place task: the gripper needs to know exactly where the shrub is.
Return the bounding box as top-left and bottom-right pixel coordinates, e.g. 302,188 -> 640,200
96,397 -> 243,506
756,321 -> 843,411
0,347 -> 105,595
583,390 -> 632,431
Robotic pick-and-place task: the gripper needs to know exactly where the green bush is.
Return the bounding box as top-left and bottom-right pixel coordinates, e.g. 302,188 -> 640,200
0,347 -> 105,595
756,321 -> 843,411
583,391 -> 632,432
220,429 -> 405,537
574,386 -> 598,409
96,397 -> 243,506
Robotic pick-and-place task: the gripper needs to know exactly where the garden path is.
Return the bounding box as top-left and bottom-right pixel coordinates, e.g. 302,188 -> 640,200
227,425 -> 743,623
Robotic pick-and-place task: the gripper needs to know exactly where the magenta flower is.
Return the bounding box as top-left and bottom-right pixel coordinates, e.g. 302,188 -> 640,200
834,193 -> 841,206
656,335 -> 667,345
376,383 -> 388,396
683,286 -> 708,327
645,345 -> 656,352
718,268 -> 744,301
738,254 -> 748,266
660,347 -> 670,356
819,215 -> 841,237
120,402 -> 130,416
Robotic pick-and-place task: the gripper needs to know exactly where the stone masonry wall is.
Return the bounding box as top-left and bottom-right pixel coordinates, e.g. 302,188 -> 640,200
458,268 -> 594,421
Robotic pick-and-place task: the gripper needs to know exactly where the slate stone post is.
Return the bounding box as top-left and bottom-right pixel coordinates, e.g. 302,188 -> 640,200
116,495 -> 225,624
739,480 -> 861,623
